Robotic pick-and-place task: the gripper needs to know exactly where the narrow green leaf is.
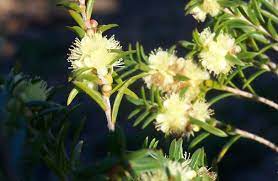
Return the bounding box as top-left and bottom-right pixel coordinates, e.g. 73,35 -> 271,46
57,1 -> 81,12
71,117 -> 86,153
155,89 -> 163,108
242,69 -> 267,89
190,118 -> 228,137
73,81 -> 106,111
76,73 -> 99,83
217,135 -> 241,163
141,87 -> 148,106
71,140 -> 84,169
192,29 -> 201,46
98,24 -> 119,33
142,113 -> 158,129
169,139 -> 184,161
238,52 -> 258,60
179,40 -> 195,49
67,88 -> 79,106
128,109 -> 142,119
267,19 -> 277,39
112,73 -> 147,124
189,148 -> 205,170
66,26 -> 85,38
86,0 -> 95,20
247,4 -> 260,25
136,42 -> 142,63
252,0 -> 265,23
143,137 -> 149,148
209,93 -> 234,105
140,45 -> 148,62
226,55 -> 245,66
133,111 -> 150,127
126,96 -> 144,106
261,0 -> 278,16
149,138 -> 159,149
124,89 -> 138,99
261,10 -> 278,24
68,10 -> 85,29
235,31 -> 258,43
189,133 -> 210,149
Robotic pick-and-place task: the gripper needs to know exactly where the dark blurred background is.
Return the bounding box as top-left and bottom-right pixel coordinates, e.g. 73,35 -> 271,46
0,0 -> 277,180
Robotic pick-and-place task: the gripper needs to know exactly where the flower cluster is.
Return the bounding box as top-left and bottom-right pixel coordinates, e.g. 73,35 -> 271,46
190,0 -> 221,22
155,94 -> 212,137
199,28 -> 241,75
144,49 -> 209,98
12,78 -> 51,103
137,155 -> 216,181
68,32 -> 123,77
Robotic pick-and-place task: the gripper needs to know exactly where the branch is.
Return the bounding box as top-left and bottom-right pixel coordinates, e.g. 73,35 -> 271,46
215,121 -> 278,152
234,128 -> 278,152
222,86 -> 278,110
266,61 -> 278,76
103,95 -> 115,131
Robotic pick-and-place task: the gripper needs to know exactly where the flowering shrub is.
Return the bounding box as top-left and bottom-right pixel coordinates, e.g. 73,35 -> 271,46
0,0 -> 277,180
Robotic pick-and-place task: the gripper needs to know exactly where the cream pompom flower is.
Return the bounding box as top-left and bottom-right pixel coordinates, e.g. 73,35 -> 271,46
155,94 -> 213,137
202,0 -> 221,17
155,94 -> 191,136
68,33 -> 122,77
199,28 -> 241,75
197,167 -> 217,181
190,6 -> 207,22
144,50 -> 209,98
190,100 -> 212,122
190,0 -> 221,22
167,160 -> 197,181
143,49 -> 177,92
14,79 -> 52,103
137,170 -> 168,181
137,157 -> 196,181
178,59 -> 210,100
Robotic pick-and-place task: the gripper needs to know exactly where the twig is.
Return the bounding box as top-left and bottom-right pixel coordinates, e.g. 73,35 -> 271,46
103,95 -> 115,131
222,86 -> 278,110
266,61 -> 278,75
234,128 -> 278,152
215,121 -> 278,152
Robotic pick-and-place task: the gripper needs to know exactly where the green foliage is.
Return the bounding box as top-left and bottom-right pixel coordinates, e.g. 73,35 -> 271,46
1,0 -> 277,180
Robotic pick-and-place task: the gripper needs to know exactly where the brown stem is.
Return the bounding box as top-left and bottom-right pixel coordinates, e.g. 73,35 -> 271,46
222,86 -> 278,110
103,96 -> 115,131
234,128 -> 278,152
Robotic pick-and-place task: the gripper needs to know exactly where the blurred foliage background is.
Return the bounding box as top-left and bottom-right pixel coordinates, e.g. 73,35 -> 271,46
0,0 -> 277,180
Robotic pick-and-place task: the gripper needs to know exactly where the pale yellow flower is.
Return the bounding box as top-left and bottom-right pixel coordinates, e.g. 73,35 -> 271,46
144,50 -> 209,98
189,100 -> 213,132
190,0 -> 221,22
155,94 -> 191,136
143,50 -> 177,91
190,6 -> 207,22
15,80 -> 51,103
197,167 -> 217,181
202,0 -> 221,17
137,170 -> 167,181
167,160 -> 197,181
155,94 -> 213,136
68,33 -> 122,77
199,28 -> 241,75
